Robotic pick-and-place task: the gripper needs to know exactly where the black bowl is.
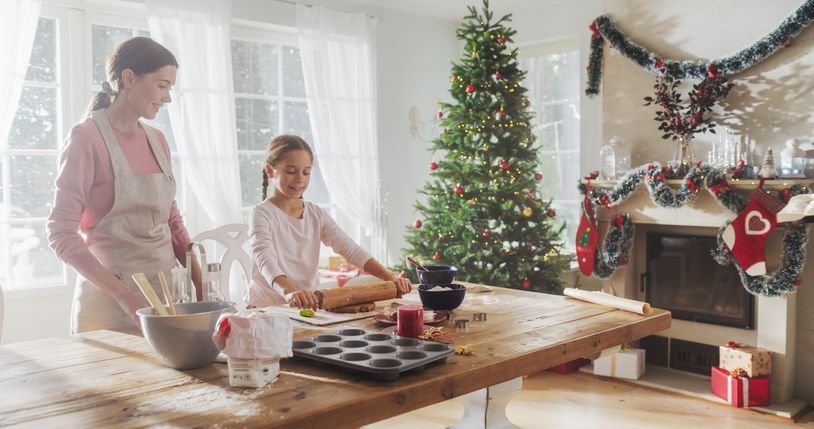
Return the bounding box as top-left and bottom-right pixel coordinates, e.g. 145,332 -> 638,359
416,265 -> 458,285
417,284 -> 466,311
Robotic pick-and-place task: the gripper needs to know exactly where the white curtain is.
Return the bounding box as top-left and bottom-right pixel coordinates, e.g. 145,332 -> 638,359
146,0 -> 242,235
0,0 -> 41,154
296,5 -> 386,262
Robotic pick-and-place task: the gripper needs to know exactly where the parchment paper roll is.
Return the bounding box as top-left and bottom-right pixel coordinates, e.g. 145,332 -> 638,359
563,288 -> 652,315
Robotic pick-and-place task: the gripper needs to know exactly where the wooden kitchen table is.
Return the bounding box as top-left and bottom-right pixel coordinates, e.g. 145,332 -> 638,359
0,285 -> 670,428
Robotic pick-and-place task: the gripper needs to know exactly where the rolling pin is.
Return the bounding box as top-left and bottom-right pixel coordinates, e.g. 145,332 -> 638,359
316,281 -> 398,310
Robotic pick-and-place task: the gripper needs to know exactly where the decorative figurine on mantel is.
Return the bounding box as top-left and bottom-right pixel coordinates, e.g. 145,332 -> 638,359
759,146 -> 778,179
599,136 -> 630,180
779,138 -> 806,178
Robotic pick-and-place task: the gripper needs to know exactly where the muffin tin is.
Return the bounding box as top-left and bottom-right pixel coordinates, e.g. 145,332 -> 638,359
292,328 -> 454,381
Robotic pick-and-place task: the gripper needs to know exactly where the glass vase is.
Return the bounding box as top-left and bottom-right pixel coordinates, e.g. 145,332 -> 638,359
671,135 -> 695,177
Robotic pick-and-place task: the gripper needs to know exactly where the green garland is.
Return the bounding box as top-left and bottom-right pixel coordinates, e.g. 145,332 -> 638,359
577,163 -> 811,296
586,0 -> 814,96
593,213 -> 635,279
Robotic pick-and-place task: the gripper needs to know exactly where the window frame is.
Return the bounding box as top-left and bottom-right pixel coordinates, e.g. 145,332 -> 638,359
3,2 -> 336,295
518,36 -> 581,254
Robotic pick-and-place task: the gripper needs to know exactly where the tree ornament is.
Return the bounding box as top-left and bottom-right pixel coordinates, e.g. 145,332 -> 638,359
499,160 -> 510,171
432,251 -> 441,261
522,207 -> 533,217
430,161 -> 438,171
482,229 -> 491,238
453,184 -> 464,196
413,219 -> 423,229
547,209 -> 556,218
722,183 -> 784,275
494,71 -> 501,80
498,108 -> 506,119
498,36 -> 506,44
759,146 -> 778,179
465,83 -> 476,93
535,171 -> 543,181
522,278 -> 531,289
437,110 -> 443,118
523,98 -> 530,106
398,271 -> 407,278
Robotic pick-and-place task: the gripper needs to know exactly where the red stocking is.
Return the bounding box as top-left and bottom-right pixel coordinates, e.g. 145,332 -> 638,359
722,185 -> 784,276
576,194 -> 599,276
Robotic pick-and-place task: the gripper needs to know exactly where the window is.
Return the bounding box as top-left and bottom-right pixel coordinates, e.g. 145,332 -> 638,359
521,40 -> 581,252
230,31 -> 330,218
1,17 -> 63,291
1,5 -> 329,291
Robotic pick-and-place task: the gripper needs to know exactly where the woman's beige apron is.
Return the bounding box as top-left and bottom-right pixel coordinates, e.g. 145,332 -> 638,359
71,109 -> 177,334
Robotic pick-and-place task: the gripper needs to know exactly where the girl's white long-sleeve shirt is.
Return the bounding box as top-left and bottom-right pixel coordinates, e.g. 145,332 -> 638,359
248,200 -> 372,307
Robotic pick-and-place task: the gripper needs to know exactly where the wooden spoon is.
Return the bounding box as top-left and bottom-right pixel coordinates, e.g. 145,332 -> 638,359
406,256 -> 428,271
157,271 -> 177,315
132,273 -> 169,316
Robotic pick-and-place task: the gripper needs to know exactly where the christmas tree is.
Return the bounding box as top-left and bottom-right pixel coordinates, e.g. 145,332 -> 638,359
398,0 -> 570,294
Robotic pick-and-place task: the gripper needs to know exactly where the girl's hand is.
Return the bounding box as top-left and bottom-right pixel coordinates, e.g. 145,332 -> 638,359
393,277 -> 413,297
288,290 -> 319,310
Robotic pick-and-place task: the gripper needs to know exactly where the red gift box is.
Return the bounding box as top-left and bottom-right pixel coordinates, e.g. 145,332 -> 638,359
710,366 -> 770,408
548,358 -> 590,374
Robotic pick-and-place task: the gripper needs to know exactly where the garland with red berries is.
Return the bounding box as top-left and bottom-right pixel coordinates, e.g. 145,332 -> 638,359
585,0 -> 814,96
578,163 -> 810,296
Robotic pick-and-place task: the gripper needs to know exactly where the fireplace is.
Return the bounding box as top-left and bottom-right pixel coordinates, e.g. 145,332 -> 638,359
595,182 -> 802,403
644,232 -> 754,329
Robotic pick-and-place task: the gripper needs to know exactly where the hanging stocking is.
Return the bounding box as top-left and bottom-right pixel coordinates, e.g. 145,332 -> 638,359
576,191 -> 599,276
722,182 -> 785,275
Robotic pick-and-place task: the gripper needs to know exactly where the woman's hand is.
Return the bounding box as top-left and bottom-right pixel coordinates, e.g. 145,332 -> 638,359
393,277 -> 413,297
116,290 -> 150,331
288,290 -> 319,310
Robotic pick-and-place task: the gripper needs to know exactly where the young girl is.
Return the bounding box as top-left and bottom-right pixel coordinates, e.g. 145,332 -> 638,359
47,37 -> 201,334
249,135 -> 411,309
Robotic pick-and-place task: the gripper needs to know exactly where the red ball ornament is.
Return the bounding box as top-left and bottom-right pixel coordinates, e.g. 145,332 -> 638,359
523,98 -> 530,107
437,110 -> 443,119
547,209 -> 556,218
522,278 -> 531,289
535,171 -> 543,181
499,160 -> 509,171
453,184 -> 464,196
482,229 -> 491,238
465,83 -> 475,93
413,219 -> 423,229
432,251 -> 441,261
430,161 -> 438,171
494,71 -> 501,80
527,244 -> 533,251
398,271 -> 407,279
498,36 -> 506,44
498,109 -> 506,119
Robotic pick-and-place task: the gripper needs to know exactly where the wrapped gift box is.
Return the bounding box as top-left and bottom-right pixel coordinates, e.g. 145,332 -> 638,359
593,348 -> 645,380
710,366 -> 770,408
548,358 -> 590,374
719,342 -> 772,377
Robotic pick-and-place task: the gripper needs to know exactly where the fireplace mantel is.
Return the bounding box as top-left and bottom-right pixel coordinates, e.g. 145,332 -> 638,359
594,177 -> 812,404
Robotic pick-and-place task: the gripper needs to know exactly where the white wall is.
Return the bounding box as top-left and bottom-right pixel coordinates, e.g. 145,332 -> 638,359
602,0 -> 814,401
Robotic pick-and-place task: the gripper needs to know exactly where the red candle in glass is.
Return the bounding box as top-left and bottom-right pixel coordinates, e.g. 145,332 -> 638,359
397,305 -> 424,338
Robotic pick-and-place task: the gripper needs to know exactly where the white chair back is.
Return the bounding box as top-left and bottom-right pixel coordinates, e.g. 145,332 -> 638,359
0,283 -> 4,341
191,224 -> 252,309
0,283 -> 5,342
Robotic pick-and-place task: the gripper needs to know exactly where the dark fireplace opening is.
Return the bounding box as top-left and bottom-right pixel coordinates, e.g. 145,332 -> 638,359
643,232 -> 754,329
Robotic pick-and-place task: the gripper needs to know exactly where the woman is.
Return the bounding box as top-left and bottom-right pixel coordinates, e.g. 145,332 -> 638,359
47,37 -> 200,334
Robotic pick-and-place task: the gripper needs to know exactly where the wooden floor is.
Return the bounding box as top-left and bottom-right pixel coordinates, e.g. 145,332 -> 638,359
365,371 -> 814,429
